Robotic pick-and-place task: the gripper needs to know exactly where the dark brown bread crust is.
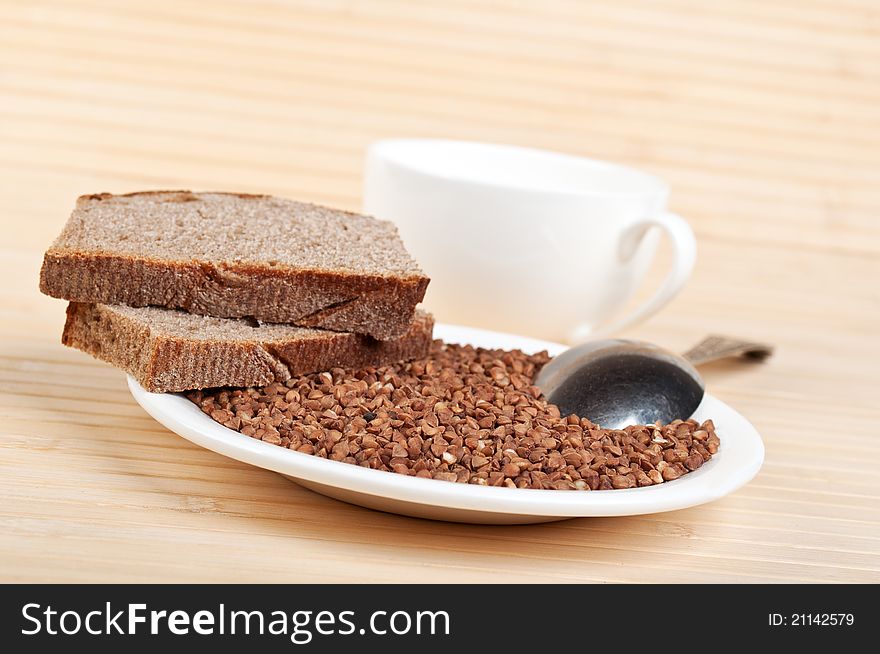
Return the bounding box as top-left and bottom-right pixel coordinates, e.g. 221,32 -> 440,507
62,303 -> 435,393
40,191 -> 430,340
42,251 -> 428,339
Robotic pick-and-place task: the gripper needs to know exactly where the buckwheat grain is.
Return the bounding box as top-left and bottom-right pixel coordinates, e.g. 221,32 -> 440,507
188,341 -> 719,490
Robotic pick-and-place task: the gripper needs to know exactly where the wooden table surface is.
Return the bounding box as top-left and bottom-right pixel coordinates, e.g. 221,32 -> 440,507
2,0 -> 879,583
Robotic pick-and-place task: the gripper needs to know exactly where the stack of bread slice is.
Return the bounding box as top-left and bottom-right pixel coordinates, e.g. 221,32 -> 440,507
39,191 -> 433,392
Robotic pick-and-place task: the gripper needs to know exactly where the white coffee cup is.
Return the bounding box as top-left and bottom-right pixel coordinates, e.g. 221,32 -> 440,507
364,139 -> 696,343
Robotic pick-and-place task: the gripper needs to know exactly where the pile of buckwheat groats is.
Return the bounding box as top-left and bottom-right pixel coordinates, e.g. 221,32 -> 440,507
188,341 -> 719,490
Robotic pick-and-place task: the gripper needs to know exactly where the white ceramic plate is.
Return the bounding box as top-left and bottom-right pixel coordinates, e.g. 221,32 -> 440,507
128,323 -> 764,524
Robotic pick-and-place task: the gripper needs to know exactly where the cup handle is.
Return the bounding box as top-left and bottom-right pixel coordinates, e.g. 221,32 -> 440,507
575,211 -> 696,341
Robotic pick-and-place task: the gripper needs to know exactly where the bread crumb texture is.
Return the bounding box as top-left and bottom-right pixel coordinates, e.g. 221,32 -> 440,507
56,191 -> 423,276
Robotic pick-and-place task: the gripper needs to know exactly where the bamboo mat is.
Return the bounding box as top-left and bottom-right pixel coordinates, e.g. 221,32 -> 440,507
1,0 -> 878,583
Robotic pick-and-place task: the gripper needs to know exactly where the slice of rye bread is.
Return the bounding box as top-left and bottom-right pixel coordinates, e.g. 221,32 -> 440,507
62,302 -> 435,393
40,191 -> 430,340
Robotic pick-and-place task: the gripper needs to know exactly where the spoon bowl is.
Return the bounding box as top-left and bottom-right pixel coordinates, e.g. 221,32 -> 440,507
534,339 -> 705,429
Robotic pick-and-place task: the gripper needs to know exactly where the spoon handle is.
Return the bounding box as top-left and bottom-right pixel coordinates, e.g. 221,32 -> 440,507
682,335 -> 774,366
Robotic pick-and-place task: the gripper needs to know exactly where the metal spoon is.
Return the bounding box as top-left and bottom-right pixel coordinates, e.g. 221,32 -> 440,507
534,335 -> 773,429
